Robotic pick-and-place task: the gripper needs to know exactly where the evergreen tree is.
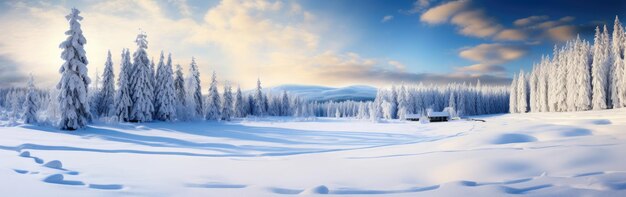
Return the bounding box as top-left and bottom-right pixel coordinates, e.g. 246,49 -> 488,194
281,91 -> 290,116
611,16 -> 625,108
254,78 -> 266,116
174,63 -> 186,116
114,49 -> 132,121
575,38 -> 592,111
517,71 -> 528,113
221,82 -> 233,121
57,8 -> 91,130
23,75 -> 38,124
97,50 -> 115,117
234,85 -> 245,118
592,25 -> 611,110
448,91 -> 456,117
155,52 -> 177,121
509,73 -> 518,113
205,71 -> 221,120
187,57 -> 203,117
129,31 -> 154,122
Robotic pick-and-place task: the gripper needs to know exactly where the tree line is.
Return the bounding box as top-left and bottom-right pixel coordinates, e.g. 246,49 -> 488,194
510,17 -> 626,113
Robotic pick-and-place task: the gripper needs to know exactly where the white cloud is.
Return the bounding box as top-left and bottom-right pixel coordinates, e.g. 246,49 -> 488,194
420,0 -> 469,24
381,15 -> 394,23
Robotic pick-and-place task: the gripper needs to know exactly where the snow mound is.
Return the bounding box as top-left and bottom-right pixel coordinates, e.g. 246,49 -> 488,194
302,185 -> 329,194
42,174 -> 84,186
19,151 -> 30,157
88,184 -> 123,190
589,119 -> 612,125
491,133 -> 537,144
43,174 -> 64,183
43,160 -> 63,169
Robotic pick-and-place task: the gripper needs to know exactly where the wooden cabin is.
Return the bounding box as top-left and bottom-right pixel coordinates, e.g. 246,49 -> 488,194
405,111 -> 450,122
405,114 -> 421,121
427,111 -> 450,122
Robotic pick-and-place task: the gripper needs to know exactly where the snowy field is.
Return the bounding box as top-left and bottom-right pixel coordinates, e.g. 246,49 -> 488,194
1,110 -> 626,196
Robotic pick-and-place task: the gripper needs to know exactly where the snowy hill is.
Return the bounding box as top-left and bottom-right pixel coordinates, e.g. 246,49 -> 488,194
266,84 -> 377,102
1,109 -> 626,196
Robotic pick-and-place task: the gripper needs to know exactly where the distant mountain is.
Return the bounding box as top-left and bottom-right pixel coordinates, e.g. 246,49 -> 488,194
266,85 -> 377,102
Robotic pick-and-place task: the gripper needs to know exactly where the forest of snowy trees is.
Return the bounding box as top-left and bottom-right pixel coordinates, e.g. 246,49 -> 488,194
510,17 -> 626,113
0,8 -> 512,130
311,82 -> 509,120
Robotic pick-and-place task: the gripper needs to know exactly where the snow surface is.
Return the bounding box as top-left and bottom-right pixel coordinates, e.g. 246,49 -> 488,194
1,109 -> 626,196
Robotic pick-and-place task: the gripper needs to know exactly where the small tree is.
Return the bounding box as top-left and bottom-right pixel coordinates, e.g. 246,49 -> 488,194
205,71 -> 221,120
154,52 -> 177,121
221,82 -> 233,121
97,50 -> 115,117
233,85 -> 245,118
187,57 -> 203,118
114,49 -> 132,121
23,75 -> 38,124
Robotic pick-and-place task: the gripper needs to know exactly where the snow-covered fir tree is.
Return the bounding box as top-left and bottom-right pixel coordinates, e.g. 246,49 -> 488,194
96,50 -> 115,117
611,16 -> 625,108
517,71 -> 528,113
233,85 -> 245,118
253,78 -> 266,116
221,82 -> 233,121
173,64 -> 186,117
154,52 -> 177,121
57,8 -> 91,130
509,73 -> 518,113
129,31 -> 154,122
23,75 -> 38,124
187,57 -> 203,118
592,25 -> 611,110
205,71 -> 221,120
281,91 -> 290,116
114,49 -> 132,121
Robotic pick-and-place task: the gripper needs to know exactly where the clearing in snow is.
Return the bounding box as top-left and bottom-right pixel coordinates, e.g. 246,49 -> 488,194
1,109 -> 626,196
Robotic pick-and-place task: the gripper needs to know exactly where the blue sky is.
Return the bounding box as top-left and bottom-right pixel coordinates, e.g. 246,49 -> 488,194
0,0 -> 624,89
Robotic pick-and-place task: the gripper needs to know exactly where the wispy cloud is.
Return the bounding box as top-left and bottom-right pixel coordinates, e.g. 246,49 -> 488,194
381,15 -> 394,23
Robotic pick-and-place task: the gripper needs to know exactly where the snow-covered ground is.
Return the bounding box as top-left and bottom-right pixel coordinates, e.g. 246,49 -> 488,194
1,110 -> 626,196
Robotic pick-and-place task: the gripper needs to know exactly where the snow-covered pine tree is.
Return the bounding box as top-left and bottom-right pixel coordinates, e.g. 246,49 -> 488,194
187,57 -> 203,117
114,49 -> 132,121
155,52 -> 177,121
281,91 -> 290,116
592,25 -> 612,110
150,57 -> 156,95
397,85 -> 408,120
575,37 -> 592,111
517,71 -> 528,113
253,78 -> 266,116
205,71 -> 221,120
221,82 -> 233,121
554,47 -> 569,112
97,50 -> 115,117
128,31 -> 154,122
509,73 -> 518,113
537,56 -> 549,112
389,86 -> 398,119
448,91 -> 456,117
233,85 -> 245,118
23,75 -> 38,124
529,66 -> 538,112
611,16 -> 625,108
57,8 -> 91,130
173,63 -> 186,117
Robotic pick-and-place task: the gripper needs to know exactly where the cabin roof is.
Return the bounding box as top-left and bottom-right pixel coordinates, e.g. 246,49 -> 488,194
428,111 -> 450,117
